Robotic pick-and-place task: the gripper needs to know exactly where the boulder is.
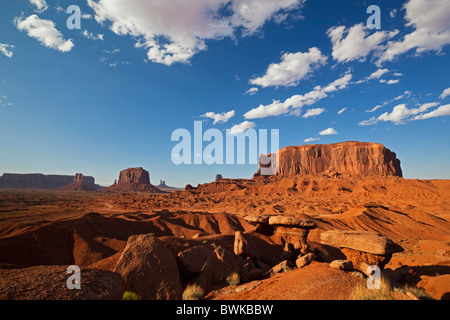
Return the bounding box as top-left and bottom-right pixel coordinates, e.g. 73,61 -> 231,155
196,246 -> 240,291
114,234 -> 182,300
296,253 -> 316,269
329,260 -> 353,271
341,248 -> 392,272
268,216 -> 317,229
215,174 -> 223,182
320,230 -> 404,255
177,245 -> 214,274
258,141 -> 402,178
267,260 -> 295,276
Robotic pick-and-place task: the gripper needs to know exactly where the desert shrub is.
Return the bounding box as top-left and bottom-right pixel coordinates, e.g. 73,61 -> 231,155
122,291 -> 141,300
226,272 -> 240,286
349,276 -> 394,300
182,284 -> 205,300
394,285 -> 434,300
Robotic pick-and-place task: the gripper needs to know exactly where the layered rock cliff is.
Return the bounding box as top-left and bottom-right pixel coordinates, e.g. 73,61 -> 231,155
258,141 -> 402,178
107,167 -> 163,193
0,173 -> 97,189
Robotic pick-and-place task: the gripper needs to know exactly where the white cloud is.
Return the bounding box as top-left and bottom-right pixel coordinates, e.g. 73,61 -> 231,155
30,0 -> 48,13
360,102 -> 439,125
87,0 -> 304,66
393,72 -> 403,77
390,9 -> 398,18
440,88 -> 450,99
377,0 -> 450,64
229,120 -> 256,134
15,15 -> 74,52
386,79 -> 400,85
82,30 -> 104,40
367,68 -> 390,80
250,47 -> 327,87
327,23 -> 398,63
201,110 -> 235,124
302,107 -> 325,118
337,107 -> 347,114
412,104 -> 450,120
304,137 -> 320,143
245,87 -> 258,95
0,44 -> 14,58
319,127 -> 338,136
244,72 -> 352,119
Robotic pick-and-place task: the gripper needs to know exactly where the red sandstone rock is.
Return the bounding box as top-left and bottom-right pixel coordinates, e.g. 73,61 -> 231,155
107,167 -> 163,193
258,141 -> 402,178
60,173 -> 95,191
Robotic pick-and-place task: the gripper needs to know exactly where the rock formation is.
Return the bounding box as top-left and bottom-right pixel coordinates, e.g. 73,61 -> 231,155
215,174 -> 223,182
257,141 -> 402,178
114,234 -> 182,300
320,230 -> 404,272
106,167 -> 163,193
60,173 -> 95,191
0,173 -> 97,189
243,214 -> 317,263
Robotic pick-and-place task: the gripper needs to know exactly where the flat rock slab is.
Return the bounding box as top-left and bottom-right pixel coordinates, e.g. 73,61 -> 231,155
243,215 -> 270,224
320,230 -> 403,255
268,216 -> 317,229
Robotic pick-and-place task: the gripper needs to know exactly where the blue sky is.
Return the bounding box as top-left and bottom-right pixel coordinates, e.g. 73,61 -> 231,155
0,0 -> 449,187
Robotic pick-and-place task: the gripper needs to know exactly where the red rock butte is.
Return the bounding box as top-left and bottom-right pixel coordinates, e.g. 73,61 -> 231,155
260,141 -> 402,178
106,167 -> 163,193
60,173 -> 95,191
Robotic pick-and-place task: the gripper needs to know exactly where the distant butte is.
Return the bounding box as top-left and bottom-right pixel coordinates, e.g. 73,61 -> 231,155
60,173 -> 95,191
257,141 -> 402,178
106,167 -> 164,193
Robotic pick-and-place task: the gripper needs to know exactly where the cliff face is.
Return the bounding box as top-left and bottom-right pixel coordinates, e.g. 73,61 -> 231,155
107,167 -> 163,193
259,141 -> 402,178
0,173 -> 97,189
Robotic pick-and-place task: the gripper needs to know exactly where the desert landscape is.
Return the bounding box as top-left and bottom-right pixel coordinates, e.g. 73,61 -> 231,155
0,141 -> 449,301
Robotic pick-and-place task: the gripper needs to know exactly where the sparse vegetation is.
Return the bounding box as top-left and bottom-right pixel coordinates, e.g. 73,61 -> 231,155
349,276 -> 394,300
122,291 -> 141,300
226,272 -> 240,286
182,284 -> 205,300
394,285 -> 434,300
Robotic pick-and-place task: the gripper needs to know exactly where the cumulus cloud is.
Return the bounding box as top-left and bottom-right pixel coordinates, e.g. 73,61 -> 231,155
319,127 -> 338,135
244,72 -> 352,119
30,0 -> 48,13
304,137 -> 320,143
412,104 -> 450,120
327,23 -> 398,63
87,0 -> 304,66
0,43 -> 14,58
245,87 -> 258,95
367,68 -> 390,80
229,120 -> 256,134
386,79 -> 400,85
250,47 -> 327,87
82,30 -> 104,40
201,110 -> 235,124
15,15 -> 74,52
302,108 -> 325,118
377,0 -> 450,64
359,102 -> 440,125
440,88 -> 450,99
